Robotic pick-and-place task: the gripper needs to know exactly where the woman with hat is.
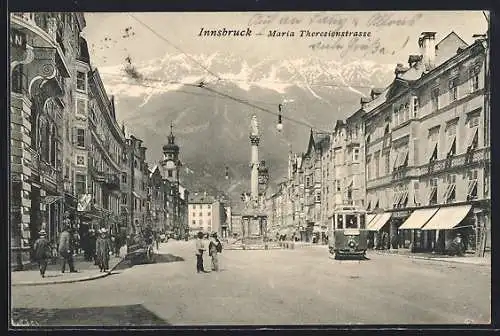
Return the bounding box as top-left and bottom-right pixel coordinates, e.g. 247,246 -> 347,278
33,230 -> 51,278
96,228 -> 113,272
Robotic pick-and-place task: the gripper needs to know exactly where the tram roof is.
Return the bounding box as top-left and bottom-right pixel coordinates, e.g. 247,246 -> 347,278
333,206 -> 367,213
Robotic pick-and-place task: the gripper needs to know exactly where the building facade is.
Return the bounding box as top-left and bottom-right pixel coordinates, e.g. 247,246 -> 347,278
125,135 -> 148,233
147,165 -> 166,232
188,193 -> 225,236
84,68 -> 125,236
363,31 -> 490,255
10,12 -> 86,266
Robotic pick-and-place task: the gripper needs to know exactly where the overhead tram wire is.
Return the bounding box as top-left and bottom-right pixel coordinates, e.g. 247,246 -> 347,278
116,17 -> 360,133
200,84 -> 331,133
128,14 -> 221,81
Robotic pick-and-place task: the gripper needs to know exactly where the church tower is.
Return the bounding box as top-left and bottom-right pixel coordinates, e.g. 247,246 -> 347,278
161,122 -> 180,182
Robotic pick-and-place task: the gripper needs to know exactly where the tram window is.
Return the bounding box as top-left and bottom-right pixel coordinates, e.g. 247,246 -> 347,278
360,215 -> 366,229
346,215 -> 358,228
337,215 -> 343,229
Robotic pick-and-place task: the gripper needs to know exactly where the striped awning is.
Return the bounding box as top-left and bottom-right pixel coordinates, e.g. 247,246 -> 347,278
398,208 -> 438,230
421,205 -> 472,231
367,213 -> 392,231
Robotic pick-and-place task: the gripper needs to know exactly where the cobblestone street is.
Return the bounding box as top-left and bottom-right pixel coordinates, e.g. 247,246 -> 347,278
11,241 -> 490,326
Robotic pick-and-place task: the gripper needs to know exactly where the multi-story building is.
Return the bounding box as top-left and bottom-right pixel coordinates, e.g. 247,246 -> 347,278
364,31 -> 490,255
188,193 -> 225,236
83,68 -> 124,235
301,130 -> 329,242
10,12 -> 85,267
230,213 -> 243,237
159,126 -> 189,239
147,165 -> 166,232
125,135 -> 148,233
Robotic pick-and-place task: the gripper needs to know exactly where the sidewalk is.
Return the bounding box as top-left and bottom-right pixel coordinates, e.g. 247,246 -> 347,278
372,248 -> 491,266
11,246 -> 127,287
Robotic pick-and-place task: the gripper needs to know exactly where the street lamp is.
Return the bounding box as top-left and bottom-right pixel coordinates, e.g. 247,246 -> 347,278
276,104 -> 283,132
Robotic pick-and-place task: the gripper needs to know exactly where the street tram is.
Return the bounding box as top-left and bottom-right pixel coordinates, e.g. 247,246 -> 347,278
328,206 -> 369,259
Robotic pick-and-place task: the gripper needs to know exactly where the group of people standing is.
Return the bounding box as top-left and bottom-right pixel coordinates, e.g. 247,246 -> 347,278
195,232 -> 222,273
32,223 -> 124,278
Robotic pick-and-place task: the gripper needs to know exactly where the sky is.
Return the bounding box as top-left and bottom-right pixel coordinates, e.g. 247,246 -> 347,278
82,11 -> 488,70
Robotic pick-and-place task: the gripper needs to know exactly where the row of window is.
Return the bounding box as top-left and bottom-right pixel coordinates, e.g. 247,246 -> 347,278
191,220 -> 212,226
367,169 -> 482,210
190,204 -> 212,209
192,212 -> 211,217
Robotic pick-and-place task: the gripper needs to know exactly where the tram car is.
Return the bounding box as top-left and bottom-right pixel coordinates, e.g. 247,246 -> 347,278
328,206 -> 369,259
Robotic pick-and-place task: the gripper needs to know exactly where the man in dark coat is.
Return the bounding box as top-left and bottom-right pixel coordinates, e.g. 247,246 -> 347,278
33,229 -> 51,278
58,226 -> 77,273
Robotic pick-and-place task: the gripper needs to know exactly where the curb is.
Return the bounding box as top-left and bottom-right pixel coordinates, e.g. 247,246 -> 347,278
12,257 -> 128,287
373,251 -> 490,266
12,271 -> 112,287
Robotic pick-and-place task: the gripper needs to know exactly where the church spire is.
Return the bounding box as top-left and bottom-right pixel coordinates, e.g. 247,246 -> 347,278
168,121 -> 175,144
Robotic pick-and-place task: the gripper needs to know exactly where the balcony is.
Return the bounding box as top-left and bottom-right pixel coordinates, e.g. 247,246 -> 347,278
39,160 -> 60,190
103,174 -> 120,191
366,175 -> 392,190
422,148 -> 488,176
89,164 -> 106,182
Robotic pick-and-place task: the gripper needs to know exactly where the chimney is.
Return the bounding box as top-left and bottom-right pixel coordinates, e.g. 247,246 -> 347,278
360,97 -> 371,109
418,32 -> 437,70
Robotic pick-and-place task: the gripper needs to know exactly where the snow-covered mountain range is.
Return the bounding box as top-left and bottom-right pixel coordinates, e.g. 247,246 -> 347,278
98,52 -> 396,203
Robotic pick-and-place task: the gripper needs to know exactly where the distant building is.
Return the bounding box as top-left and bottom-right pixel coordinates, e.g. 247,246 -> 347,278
188,193 -> 226,236
159,125 -> 189,239
125,135 -> 148,233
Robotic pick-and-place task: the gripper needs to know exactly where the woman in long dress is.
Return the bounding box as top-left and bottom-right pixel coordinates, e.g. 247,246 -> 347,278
96,228 -> 112,272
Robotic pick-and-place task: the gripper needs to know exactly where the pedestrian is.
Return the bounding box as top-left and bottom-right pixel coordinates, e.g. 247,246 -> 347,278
195,231 -> 208,273
73,229 -> 80,256
81,229 -> 90,261
96,228 -> 113,272
58,226 -> 77,273
88,229 -> 97,263
33,230 -> 51,278
113,231 -> 121,257
209,232 -> 222,272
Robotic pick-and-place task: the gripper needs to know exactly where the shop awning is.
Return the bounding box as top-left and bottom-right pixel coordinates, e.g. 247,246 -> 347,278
366,214 -> 376,226
398,208 -> 439,230
132,191 -> 141,199
421,205 -> 472,231
367,212 -> 392,231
